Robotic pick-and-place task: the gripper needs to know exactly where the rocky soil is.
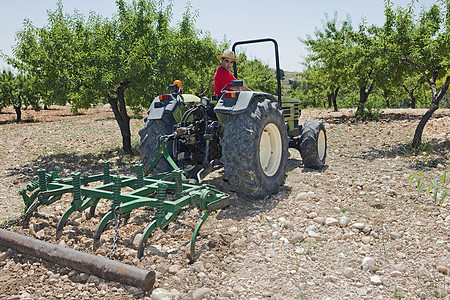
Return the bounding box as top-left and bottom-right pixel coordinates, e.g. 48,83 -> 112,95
0,105 -> 449,299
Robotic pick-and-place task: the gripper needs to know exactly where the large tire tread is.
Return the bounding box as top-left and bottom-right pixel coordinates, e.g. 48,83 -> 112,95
221,99 -> 288,199
299,120 -> 327,169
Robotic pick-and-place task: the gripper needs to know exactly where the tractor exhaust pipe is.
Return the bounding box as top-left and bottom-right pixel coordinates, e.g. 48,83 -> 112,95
0,229 -> 155,291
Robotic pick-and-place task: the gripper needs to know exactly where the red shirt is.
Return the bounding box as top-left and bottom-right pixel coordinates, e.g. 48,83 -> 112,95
214,66 -> 237,96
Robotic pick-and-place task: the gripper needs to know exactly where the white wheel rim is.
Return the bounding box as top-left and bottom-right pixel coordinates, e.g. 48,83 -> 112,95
318,130 -> 326,161
259,123 -> 282,177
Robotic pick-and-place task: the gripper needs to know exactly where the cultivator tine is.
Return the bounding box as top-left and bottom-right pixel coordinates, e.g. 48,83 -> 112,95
137,220 -> 158,258
93,210 -> 115,249
190,211 -> 210,263
56,206 -> 75,239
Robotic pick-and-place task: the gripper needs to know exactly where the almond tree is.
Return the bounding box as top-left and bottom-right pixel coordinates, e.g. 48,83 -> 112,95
385,0 -> 450,148
7,0 -> 222,154
300,14 -> 354,111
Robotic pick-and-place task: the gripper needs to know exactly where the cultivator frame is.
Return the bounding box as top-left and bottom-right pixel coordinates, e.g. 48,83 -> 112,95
17,135 -> 229,261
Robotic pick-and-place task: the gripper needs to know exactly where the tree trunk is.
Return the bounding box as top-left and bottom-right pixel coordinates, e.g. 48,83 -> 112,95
332,87 -> 340,112
411,75 -> 450,148
13,103 -> 22,123
356,79 -> 375,115
327,93 -> 332,109
402,84 -> 417,109
107,81 -> 133,154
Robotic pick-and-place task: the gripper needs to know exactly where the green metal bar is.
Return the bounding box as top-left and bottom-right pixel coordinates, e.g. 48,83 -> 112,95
144,136 -> 180,176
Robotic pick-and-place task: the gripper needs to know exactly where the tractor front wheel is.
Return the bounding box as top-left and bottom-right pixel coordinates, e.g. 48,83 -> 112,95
221,99 -> 288,199
299,120 -> 327,169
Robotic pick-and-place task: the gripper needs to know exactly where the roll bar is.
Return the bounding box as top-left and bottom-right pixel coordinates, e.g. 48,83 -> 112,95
232,38 -> 282,107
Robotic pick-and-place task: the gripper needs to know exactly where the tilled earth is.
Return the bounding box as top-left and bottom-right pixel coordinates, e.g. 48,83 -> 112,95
0,105 -> 449,299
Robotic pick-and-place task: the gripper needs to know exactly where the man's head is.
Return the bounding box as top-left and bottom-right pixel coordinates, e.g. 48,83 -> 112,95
217,50 -> 239,71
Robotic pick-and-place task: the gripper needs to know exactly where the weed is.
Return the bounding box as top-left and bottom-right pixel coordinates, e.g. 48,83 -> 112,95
394,286 -> 404,299
296,290 -> 308,299
340,207 -> 349,213
408,170 -> 448,206
355,106 -> 380,121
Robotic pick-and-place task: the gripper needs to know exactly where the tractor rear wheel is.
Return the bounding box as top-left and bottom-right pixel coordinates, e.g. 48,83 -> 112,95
221,99 -> 288,199
138,114 -> 176,173
299,120 -> 327,169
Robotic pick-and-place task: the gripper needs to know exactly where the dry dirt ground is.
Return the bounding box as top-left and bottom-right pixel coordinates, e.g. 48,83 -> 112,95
0,105 -> 449,300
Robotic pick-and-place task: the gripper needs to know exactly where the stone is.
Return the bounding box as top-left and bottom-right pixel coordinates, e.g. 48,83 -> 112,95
266,248 -> 277,258
283,220 -> 294,229
339,216 -> 349,227
152,288 -> 172,300
355,287 -> 367,296
297,192 -> 314,200
303,237 -> 317,243
168,264 -> 182,274
229,226 -> 239,234
0,251 -> 10,262
192,287 -> 211,300
313,217 -> 325,225
437,265 -> 448,274
79,273 -> 89,281
133,234 -> 143,248
393,263 -> 405,271
361,236 -> 371,244
325,218 -> 339,226
351,223 -> 365,230
233,284 -> 245,293
343,267 -> 354,279
370,275 -> 382,285
291,232 -> 304,244
307,212 -> 318,219
87,275 -> 100,283
308,231 -> 325,241
362,257 -> 376,269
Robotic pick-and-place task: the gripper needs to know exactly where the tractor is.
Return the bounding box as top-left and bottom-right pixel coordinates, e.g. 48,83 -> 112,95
138,38 -> 327,199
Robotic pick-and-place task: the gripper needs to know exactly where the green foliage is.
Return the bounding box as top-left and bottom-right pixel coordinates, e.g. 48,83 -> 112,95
0,69 -> 41,120
236,53 -> 278,95
7,0 -> 224,152
300,13 -> 355,110
354,104 -> 380,121
408,170 -> 448,206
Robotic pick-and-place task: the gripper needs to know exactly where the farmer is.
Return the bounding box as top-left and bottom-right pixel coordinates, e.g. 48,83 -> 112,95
214,50 -> 251,96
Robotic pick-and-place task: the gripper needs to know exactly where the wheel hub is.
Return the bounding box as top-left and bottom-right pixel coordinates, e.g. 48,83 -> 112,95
259,123 -> 282,177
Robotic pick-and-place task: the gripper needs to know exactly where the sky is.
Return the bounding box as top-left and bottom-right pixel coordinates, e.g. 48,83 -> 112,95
0,0 -> 438,72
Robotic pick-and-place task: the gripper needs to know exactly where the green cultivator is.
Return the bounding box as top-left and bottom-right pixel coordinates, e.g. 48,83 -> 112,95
18,135 -> 230,261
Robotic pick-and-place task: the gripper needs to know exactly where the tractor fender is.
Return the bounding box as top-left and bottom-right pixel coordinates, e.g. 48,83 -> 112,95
146,94 -> 200,121
146,95 -> 178,121
213,91 -> 277,115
